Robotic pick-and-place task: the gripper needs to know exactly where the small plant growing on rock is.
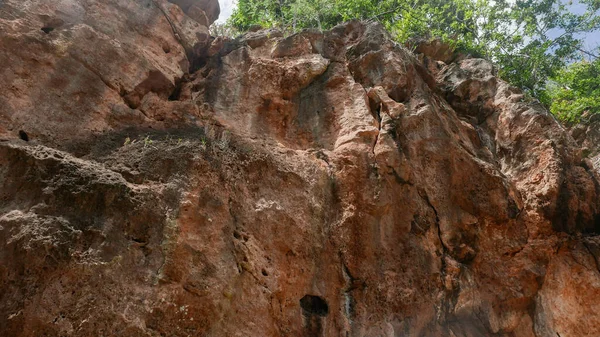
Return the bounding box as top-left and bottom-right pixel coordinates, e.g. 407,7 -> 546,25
209,22 -> 240,38
217,131 -> 230,150
143,135 -> 153,148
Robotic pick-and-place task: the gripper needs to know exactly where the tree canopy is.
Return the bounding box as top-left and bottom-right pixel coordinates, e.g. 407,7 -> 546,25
548,57 -> 600,123
227,0 -> 600,123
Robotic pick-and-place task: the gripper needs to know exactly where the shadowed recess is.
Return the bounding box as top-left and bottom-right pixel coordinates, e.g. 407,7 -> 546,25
300,295 -> 328,317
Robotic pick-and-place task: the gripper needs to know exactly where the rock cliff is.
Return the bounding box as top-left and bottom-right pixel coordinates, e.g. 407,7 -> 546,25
570,116 -> 600,172
1,1 -> 599,336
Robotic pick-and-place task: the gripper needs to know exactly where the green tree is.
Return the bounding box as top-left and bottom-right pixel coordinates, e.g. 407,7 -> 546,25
485,0 -> 600,99
547,56 -> 600,123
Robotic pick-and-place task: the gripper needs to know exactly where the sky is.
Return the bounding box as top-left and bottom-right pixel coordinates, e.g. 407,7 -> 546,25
215,0 -> 599,53
216,0 -> 235,23
567,2 -> 600,54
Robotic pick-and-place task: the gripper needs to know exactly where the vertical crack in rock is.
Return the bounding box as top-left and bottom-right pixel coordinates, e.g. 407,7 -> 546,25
156,212 -> 178,282
582,240 -> 600,274
369,100 -> 382,156
418,189 -> 448,254
340,259 -> 358,323
417,187 -> 461,324
168,76 -> 184,101
151,0 -> 191,65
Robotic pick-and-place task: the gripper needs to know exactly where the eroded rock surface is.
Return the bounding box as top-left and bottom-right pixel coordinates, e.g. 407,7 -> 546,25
0,0 -> 217,147
1,3 -> 599,336
570,115 -> 600,172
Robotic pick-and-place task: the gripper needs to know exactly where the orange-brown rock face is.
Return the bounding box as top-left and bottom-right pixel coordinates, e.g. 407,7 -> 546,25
571,116 -> 600,172
1,2 -> 599,336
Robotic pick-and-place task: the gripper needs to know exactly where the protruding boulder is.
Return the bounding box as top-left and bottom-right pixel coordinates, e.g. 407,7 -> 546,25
168,0 -> 220,25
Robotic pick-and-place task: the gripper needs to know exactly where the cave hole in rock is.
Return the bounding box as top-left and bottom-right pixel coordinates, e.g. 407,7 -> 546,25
587,213 -> 600,235
19,130 -> 29,141
168,80 -> 183,101
300,295 -> 329,317
41,26 -> 54,34
261,269 -> 268,276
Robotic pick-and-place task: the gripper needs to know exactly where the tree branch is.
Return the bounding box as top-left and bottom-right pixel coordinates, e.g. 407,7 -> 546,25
575,46 -> 599,59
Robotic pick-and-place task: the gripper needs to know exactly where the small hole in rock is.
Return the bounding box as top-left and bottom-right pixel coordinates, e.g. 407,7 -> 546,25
162,44 -> 171,54
41,27 -> 54,34
300,295 -> 328,317
168,88 -> 181,101
261,269 -> 268,276
19,130 -> 29,141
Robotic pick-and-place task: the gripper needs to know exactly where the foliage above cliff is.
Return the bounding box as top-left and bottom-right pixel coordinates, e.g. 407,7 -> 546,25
548,58 -> 600,123
228,0 -> 600,122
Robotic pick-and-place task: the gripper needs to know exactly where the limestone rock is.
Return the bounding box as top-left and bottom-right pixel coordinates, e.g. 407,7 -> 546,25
1,8 -> 599,337
0,0 -> 216,148
168,0 -> 220,25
